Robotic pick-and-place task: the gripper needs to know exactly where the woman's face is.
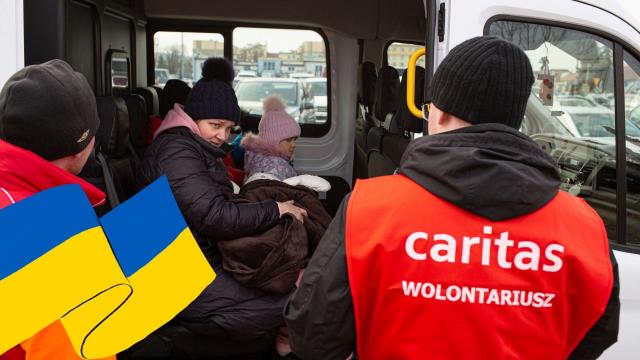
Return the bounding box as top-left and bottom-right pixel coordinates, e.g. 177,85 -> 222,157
196,119 -> 235,147
279,136 -> 298,159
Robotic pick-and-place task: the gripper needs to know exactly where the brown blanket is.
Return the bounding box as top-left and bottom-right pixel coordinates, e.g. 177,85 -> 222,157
217,180 -> 332,294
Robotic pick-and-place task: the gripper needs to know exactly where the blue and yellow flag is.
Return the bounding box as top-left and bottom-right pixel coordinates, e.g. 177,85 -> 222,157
0,176 -> 215,359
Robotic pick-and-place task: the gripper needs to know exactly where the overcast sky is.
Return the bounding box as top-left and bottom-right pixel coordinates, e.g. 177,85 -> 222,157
155,28 -> 323,55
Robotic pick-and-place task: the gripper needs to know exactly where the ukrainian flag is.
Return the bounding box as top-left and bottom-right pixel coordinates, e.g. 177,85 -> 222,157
0,185 -> 130,355
61,176 -> 215,359
1,176 -> 215,359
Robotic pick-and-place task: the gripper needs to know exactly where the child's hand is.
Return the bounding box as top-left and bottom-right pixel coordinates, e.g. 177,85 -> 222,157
277,200 -> 308,222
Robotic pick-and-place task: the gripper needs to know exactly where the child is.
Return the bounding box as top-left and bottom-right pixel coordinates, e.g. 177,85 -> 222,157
241,95 -> 300,182
240,95 -> 329,358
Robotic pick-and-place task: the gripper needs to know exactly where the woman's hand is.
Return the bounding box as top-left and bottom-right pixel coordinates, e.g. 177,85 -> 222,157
277,200 -> 308,222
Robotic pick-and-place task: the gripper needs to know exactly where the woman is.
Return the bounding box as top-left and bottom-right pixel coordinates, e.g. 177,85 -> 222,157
135,67 -> 306,358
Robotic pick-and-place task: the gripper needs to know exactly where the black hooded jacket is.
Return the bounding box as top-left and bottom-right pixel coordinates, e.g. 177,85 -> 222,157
284,124 -> 620,360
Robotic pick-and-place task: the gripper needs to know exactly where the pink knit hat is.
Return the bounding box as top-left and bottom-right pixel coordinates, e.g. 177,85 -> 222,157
258,95 -> 301,145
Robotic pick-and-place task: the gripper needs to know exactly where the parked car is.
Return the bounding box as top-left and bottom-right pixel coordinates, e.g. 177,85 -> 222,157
289,72 -> 314,79
555,106 -> 640,138
303,78 -> 328,124
237,70 -> 257,78
154,68 -> 169,87
556,95 -> 598,107
235,78 -> 308,123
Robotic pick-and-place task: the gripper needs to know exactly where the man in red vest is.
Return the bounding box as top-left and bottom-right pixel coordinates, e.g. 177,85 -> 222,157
284,36 -> 620,359
0,60 -> 114,360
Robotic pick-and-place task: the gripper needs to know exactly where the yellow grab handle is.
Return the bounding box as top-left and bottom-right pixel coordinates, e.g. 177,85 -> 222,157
406,48 -> 426,118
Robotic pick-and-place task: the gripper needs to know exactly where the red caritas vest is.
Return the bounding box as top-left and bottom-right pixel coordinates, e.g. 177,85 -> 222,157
346,175 -> 613,360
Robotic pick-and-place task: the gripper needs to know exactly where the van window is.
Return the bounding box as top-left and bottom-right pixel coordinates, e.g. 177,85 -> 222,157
386,42 -> 425,75
232,27 -> 329,130
153,31 -> 225,88
488,21 -> 624,242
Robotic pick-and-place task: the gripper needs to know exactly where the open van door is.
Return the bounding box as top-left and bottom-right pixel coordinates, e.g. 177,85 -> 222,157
431,0 -> 640,357
0,0 -> 24,88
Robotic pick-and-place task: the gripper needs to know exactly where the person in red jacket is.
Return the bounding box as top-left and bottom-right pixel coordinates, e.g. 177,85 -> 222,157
0,60 -> 114,360
284,36 -> 620,360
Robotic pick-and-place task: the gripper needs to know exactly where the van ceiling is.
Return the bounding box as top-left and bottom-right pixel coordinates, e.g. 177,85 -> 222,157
143,0 -> 426,42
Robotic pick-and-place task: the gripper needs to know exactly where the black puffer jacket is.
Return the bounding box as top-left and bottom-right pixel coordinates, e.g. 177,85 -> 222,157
136,126 -> 280,265
135,123 -> 287,357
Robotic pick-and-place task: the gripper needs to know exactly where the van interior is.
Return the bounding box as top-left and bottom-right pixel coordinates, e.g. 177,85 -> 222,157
22,0 -> 434,216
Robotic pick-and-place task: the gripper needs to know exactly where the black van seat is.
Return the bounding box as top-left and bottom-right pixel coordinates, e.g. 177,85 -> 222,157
121,94 -> 148,159
94,96 -> 138,206
159,79 -> 191,118
394,66 -> 425,135
78,153 -> 111,217
367,66 -> 400,178
134,87 -> 160,117
354,61 -> 377,179
370,66 -> 426,177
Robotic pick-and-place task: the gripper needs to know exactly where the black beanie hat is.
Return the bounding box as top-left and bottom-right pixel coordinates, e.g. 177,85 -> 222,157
201,57 -> 235,86
430,36 -> 534,129
184,78 -> 240,123
0,59 -> 99,160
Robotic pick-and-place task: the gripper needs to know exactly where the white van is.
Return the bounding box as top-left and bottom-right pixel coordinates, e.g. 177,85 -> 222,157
1,0 -> 639,358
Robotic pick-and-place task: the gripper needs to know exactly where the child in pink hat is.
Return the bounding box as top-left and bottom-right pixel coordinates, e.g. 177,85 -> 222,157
241,95 -> 302,182
241,95 -> 330,358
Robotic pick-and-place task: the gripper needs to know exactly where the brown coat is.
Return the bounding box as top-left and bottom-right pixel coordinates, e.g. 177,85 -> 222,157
218,180 -> 332,294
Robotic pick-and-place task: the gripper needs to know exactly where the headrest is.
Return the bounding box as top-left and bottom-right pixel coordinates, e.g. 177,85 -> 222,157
160,79 -> 191,118
373,66 -> 400,121
390,66 -> 426,134
240,112 -> 260,134
121,94 -> 148,149
134,87 -> 160,116
95,96 -> 130,158
358,62 -> 377,109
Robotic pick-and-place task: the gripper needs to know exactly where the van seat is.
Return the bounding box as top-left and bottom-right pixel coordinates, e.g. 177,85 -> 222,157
367,66 -> 400,177
380,66 -> 426,166
355,61 -> 377,179
134,87 -> 160,117
367,66 -> 425,177
121,94 -> 148,158
93,96 -> 138,206
159,79 -> 191,118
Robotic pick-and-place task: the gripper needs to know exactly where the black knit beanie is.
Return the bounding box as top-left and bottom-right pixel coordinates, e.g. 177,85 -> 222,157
184,78 -> 240,123
0,59 -> 100,160
430,36 -> 534,129
201,57 -> 235,86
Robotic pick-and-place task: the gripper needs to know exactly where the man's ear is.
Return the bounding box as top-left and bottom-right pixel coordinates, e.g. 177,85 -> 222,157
430,105 -> 447,126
